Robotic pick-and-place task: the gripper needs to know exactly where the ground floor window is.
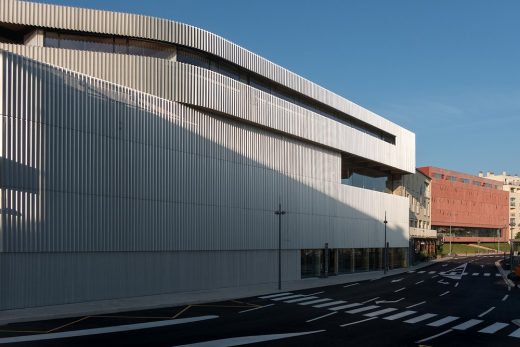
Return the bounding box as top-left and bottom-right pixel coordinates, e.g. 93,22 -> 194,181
301,247 -> 408,278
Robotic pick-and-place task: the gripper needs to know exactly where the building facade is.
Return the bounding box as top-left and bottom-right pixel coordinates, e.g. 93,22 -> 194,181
393,170 -> 437,262
418,167 -> 508,244
0,0 -> 415,310
481,172 -> 520,239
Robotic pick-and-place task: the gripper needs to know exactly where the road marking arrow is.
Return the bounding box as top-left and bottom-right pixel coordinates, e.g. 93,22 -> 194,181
375,298 -> 405,304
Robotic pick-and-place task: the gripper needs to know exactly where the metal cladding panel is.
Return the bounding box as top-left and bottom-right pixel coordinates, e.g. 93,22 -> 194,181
0,0 -> 415,161
0,51 -> 408,255
0,45 -> 414,172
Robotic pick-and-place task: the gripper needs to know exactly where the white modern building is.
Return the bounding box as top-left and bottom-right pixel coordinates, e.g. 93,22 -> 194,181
0,0 -> 415,310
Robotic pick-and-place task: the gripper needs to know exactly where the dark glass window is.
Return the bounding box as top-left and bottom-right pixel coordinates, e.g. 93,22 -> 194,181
353,248 -> 368,272
301,249 -> 323,278
337,249 -> 353,274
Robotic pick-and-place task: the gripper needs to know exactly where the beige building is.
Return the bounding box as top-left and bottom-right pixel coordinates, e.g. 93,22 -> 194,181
481,171 -> 520,239
393,170 -> 437,262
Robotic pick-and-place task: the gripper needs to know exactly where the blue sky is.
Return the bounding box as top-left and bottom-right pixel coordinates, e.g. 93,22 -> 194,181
33,0 -> 520,176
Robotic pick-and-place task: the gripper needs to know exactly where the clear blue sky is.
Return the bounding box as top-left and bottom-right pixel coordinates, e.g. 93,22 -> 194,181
33,0 -> 520,176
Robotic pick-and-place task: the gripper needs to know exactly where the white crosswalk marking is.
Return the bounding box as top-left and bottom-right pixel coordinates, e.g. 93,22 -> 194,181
298,298 -> 332,306
427,316 -> 459,327
509,328 -> 520,338
404,313 -> 437,324
383,310 -> 417,321
496,273 -> 501,277
463,272 -> 469,275
428,271 -> 436,274
452,319 -> 483,330
328,303 -> 361,311
284,296 -> 318,303
472,273 -> 479,276
483,273 -> 490,277
418,271 -> 426,274
259,292 -> 292,299
313,300 -> 346,308
345,305 -> 380,314
272,294 -> 304,301
363,308 -> 398,317
478,322 -> 509,334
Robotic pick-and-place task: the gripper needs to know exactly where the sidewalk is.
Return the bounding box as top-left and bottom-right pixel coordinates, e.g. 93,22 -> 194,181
0,260 -> 443,326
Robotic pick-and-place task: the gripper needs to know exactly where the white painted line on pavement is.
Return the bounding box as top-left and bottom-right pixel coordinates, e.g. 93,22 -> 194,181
404,313 -> 437,324
391,278 -> 403,283
495,273 -> 501,277
407,270 -> 416,273
340,317 -> 377,327
406,301 -> 426,309
345,305 -> 380,314
239,304 -> 274,314
394,287 -> 406,293
328,303 -> 362,311
437,280 -> 450,285
479,322 -> 509,334
427,316 -> 459,327
431,275 -> 439,279
299,298 -> 332,306
415,280 -> 424,285
478,307 -> 495,318
284,296 -> 318,303
173,330 -> 325,347
472,273 -> 479,276
484,273 -> 490,277
361,297 -> 379,304
304,291 -> 325,296
306,311 -> 337,323
442,264 -> 448,267
418,271 -> 426,274
463,272 -> 469,276
428,271 -> 436,274
509,328 -> 520,338
272,294 -> 304,301
363,308 -> 398,317
383,310 -> 417,321
259,292 -> 292,299
452,319 -> 483,330
439,291 -> 450,297
454,282 -> 459,288
415,329 -> 453,343
313,300 -> 346,308
0,316 -> 219,344
502,294 -> 509,302
343,283 -> 359,288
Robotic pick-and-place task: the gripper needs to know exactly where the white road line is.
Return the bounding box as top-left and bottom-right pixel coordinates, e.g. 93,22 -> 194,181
407,270 -> 416,273
478,322 -> 509,334
383,310 -> 417,321
0,316 -> 219,344
502,294 -> 509,302
345,305 -> 380,314
415,280 -> 424,285
239,304 -> 274,313
361,297 -> 379,304
272,294 -> 304,301
437,280 -> 450,285
313,300 -> 346,308
427,316 -> 459,327
343,283 -> 359,288
363,308 -> 398,317
431,275 -> 439,279
452,319 -> 483,330
299,298 -> 332,306
328,303 -> 362,311
463,272 -> 469,276
496,273 -> 502,277
428,271 -> 436,274
442,264 -> 448,267
340,317 -> 377,327
304,291 -> 325,296
406,301 -> 426,309
472,273 -> 479,276
454,282 -> 459,288
394,287 -> 406,293
418,271 -> 426,274
285,296 -> 318,303
173,330 -> 325,347
415,329 -> 453,343
484,273 -> 490,277
439,291 -> 450,297
509,328 -> 520,338
391,278 -> 404,283
259,292 -> 292,299
404,313 -> 437,324
306,311 -> 337,323
478,307 -> 495,318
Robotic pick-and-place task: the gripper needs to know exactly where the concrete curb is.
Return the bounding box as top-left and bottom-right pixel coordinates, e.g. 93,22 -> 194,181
0,261 -> 440,326
495,259 -> 515,289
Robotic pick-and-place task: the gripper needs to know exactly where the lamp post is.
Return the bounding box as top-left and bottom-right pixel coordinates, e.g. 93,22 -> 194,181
274,202 -> 286,290
384,211 -> 388,274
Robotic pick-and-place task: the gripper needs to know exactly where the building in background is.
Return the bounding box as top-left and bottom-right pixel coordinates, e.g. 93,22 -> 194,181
418,167 -> 508,245
393,170 -> 437,263
0,1 -> 415,310
481,171 -> 520,239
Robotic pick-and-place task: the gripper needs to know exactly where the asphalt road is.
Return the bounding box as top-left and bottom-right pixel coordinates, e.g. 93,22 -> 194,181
1,255 -> 519,346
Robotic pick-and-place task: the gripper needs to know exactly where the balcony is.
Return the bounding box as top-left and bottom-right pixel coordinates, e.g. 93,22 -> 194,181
409,227 -> 437,239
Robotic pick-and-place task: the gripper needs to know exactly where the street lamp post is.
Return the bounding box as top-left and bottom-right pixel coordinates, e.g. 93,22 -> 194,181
384,211 -> 388,274
274,202 -> 286,290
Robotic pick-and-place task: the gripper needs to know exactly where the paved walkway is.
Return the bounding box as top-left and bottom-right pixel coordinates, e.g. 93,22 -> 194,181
0,260 -> 443,325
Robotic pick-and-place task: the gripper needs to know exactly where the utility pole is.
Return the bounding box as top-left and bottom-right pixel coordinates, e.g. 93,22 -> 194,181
274,202 -> 286,290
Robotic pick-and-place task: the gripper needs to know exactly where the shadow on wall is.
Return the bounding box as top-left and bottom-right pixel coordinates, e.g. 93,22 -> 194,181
0,51 -> 408,309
